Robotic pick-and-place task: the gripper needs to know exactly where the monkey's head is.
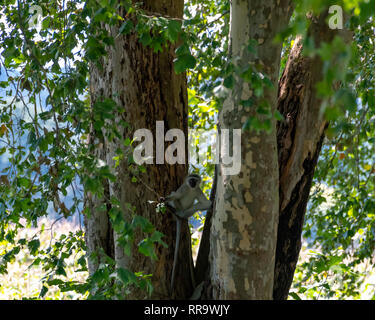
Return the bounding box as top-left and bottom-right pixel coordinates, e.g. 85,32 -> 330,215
187,174 -> 201,188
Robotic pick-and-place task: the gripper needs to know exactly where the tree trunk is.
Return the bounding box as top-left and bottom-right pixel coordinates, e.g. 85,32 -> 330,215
85,0 -> 192,299
209,0 -> 293,299
273,11 -> 353,300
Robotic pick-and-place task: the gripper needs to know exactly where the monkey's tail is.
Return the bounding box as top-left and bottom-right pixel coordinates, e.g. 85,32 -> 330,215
171,218 -> 181,292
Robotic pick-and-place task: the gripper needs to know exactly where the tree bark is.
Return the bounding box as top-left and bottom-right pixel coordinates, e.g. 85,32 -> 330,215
273,11 -> 353,300
85,0 -> 192,299
209,0 -> 293,299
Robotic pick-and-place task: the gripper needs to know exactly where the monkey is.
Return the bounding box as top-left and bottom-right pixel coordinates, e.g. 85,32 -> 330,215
163,174 -> 212,292
165,174 -> 212,219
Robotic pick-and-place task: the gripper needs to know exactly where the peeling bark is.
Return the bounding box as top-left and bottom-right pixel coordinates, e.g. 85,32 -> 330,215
210,0 -> 293,299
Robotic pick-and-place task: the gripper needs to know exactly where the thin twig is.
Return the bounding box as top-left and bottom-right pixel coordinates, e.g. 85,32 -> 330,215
195,10 -> 229,34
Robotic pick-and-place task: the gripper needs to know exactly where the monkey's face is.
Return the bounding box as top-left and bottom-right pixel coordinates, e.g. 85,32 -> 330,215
188,176 -> 200,188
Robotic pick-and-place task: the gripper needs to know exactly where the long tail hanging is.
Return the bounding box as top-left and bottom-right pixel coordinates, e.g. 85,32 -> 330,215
171,218 -> 181,291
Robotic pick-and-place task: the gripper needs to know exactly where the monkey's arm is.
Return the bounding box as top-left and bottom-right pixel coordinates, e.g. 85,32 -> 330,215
165,185 -> 187,202
178,189 -> 212,219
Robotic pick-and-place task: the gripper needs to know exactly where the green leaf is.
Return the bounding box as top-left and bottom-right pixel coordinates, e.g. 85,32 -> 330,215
117,268 -> 137,285
175,44 -> 190,56
289,292 -> 301,300
262,77 -> 273,88
150,231 -> 168,248
223,75 -> 234,89
174,54 -> 196,74
47,279 -> 65,286
119,20 -> 134,35
139,32 -> 152,46
166,20 -> 181,42
27,130 -> 37,147
39,285 -> 48,298
274,110 -> 284,121
18,177 -> 31,188
39,111 -> 52,120
240,99 -> 254,107
28,239 -> 40,255
132,216 -> 154,233
124,137 -> 131,146
138,239 -> 157,260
